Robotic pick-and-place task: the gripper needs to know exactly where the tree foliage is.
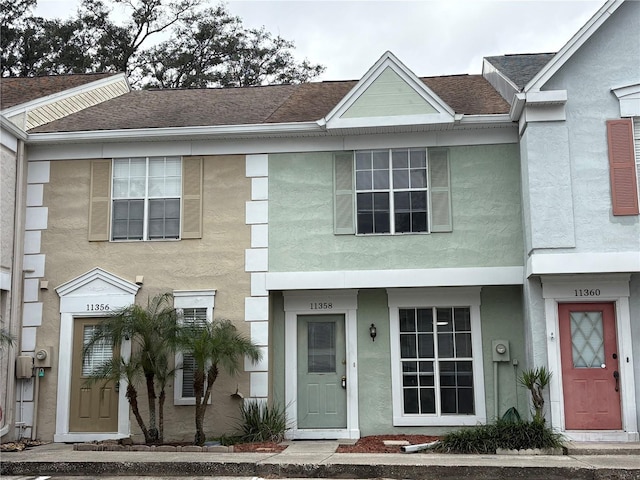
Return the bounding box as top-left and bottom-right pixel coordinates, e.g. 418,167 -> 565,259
177,319 -> 261,446
84,293 -> 180,444
1,0 -> 324,88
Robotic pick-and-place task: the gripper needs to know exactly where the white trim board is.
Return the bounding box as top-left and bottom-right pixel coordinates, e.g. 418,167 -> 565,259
266,267 -> 524,291
527,252 -> 640,277
283,290 -> 360,440
26,126 -> 518,162
541,275 -> 639,442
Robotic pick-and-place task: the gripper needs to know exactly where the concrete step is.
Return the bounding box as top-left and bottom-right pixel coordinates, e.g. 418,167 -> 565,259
565,441 -> 640,455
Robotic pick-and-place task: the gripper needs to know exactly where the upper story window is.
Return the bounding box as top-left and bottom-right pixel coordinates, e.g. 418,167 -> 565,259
355,149 -> 428,234
333,148 -> 451,235
111,157 -> 181,241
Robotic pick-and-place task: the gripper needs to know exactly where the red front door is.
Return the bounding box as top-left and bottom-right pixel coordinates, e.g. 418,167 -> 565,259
559,303 -> 621,430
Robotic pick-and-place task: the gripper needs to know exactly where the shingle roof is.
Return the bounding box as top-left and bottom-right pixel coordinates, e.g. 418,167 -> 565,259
29,74 -> 510,133
484,53 -> 555,90
1,73 -> 119,110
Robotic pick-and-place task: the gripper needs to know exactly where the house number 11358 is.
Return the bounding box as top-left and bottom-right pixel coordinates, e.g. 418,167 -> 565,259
310,302 -> 332,310
574,289 -> 600,297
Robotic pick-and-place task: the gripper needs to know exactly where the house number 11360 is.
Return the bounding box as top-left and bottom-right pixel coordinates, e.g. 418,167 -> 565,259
574,289 -> 600,297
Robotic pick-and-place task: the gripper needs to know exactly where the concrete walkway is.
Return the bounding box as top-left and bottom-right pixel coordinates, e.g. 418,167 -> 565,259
1,441 -> 639,479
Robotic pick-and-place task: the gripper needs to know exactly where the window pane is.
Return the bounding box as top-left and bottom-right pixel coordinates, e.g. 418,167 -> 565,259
373,169 -> 389,189
409,149 -> 426,168
308,322 -> 336,373
404,388 -> 419,414
410,169 -> 427,188
82,325 -> 112,376
402,361 -> 417,373
130,177 -> 145,197
571,311 -> 605,368
400,334 -> 416,358
399,309 -> 415,332
148,178 -> 164,197
441,388 -> 457,414
438,332 -> 454,357
458,388 -> 475,414
393,169 -> 409,189
420,388 -> 436,413
357,213 -> 373,234
419,361 -> 434,386
403,374 -> 418,387
164,177 -> 181,197
374,212 -> 390,233
411,191 -> 427,210
165,157 -> 181,175
455,333 -> 473,357
356,171 -> 372,190
130,158 -> 146,176
113,178 -> 128,198
355,151 -> 371,170
373,192 -> 389,210
454,308 -> 471,331
412,212 -> 427,232
395,191 -> 410,211
436,308 -> 453,331
392,149 -> 408,168
395,213 -> 410,233
416,309 -> 433,332
372,150 -> 388,169
418,333 -> 434,358
112,199 -> 143,240
182,354 -> 196,397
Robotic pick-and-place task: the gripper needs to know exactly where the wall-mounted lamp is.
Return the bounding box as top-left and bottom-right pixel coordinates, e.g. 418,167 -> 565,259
135,275 -> 144,286
369,323 -> 377,342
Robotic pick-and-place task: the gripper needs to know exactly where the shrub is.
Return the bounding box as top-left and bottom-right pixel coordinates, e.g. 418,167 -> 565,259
238,400 -> 288,443
436,419 -> 564,454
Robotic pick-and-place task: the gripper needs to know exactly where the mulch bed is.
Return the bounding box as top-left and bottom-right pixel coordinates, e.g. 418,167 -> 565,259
336,434 -> 440,453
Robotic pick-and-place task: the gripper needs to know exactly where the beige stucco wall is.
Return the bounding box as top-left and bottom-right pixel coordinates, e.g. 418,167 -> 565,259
36,154 -> 251,442
1,143 -> 17,272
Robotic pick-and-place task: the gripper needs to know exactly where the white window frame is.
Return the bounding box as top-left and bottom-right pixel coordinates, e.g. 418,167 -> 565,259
388,287 -> 486,426
111,156 -> 182,242
355,148 -> 429,235
173,290 -> 216,405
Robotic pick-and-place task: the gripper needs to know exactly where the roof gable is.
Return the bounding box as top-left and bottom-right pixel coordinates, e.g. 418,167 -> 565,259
56,267 -> 139,298
525,0 -> 623,91
323,51 -> 455,130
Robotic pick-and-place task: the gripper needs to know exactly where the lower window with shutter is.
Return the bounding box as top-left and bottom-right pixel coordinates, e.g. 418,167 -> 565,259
172,291 -> 216,406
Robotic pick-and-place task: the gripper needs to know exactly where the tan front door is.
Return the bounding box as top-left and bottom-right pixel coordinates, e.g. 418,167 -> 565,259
69,318 -> 119,432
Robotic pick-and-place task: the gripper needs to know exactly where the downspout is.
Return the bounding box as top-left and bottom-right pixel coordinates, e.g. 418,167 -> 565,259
1,138 -> 27,439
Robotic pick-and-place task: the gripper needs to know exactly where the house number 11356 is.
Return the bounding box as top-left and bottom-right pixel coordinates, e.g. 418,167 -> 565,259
86,303 -> 110,311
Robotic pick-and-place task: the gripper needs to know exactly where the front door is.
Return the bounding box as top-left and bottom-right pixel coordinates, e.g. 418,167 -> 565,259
559,303 -> 622,430
69,318 -> 119,432
297,314 -> 347,429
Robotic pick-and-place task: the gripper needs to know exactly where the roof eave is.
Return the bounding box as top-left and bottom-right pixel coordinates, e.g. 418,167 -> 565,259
25,121 -> 325,143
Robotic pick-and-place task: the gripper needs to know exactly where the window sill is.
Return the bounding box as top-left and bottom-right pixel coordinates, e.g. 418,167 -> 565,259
393,414 -> 486,427
110,238 -> 182,243
354,232 -> 431,236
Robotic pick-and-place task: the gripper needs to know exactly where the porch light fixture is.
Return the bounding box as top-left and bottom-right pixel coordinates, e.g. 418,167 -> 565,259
369,323 -> 377,341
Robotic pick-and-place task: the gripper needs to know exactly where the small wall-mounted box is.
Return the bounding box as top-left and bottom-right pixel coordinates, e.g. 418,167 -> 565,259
34,346 -> 53,368
492,340 -> 511,362
16,356 -> 33,379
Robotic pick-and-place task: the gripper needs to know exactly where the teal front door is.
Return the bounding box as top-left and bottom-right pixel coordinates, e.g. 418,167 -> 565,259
297,315 -> 347,429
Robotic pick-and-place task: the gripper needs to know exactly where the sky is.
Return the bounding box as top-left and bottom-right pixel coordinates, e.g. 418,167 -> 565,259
33,0 -> 605,81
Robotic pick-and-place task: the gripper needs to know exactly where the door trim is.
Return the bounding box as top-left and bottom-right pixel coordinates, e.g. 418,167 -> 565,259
283,290 -> 359,440
54,268 -> 139,442
541,275 -> 638,442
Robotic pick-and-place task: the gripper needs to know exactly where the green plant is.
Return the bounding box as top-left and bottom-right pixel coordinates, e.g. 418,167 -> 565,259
436,419 -> 564,454
0,325 -> 14,349
520,366 -> 552,424
501,406 -> 522,423
177,319 -> 261,446
238,400 -> 288,443
84,293 -> 180,444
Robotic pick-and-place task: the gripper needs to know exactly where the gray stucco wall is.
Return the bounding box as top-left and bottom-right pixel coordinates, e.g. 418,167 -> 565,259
523,0 -> 640,254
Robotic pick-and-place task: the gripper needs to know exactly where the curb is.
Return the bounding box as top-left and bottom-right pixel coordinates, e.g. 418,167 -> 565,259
2,459 -> 639,480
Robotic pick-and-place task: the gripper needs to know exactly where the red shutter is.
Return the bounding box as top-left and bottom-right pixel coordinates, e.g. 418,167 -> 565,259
607,119 -> 639,216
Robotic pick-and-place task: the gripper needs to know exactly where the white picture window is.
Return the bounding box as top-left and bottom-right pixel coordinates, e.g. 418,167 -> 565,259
112,157 -> 181,241
173,290 -> 216,405
388,287 -> 486,426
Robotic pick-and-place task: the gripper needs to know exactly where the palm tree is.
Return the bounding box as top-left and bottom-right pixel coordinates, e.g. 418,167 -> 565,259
84,293 -> 180,443
0,325 -> 14,349
178,319 -> 261,446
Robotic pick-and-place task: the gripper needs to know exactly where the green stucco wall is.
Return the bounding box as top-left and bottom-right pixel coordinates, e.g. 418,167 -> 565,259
268,144 -> 522,272
270,286 -> 526,436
